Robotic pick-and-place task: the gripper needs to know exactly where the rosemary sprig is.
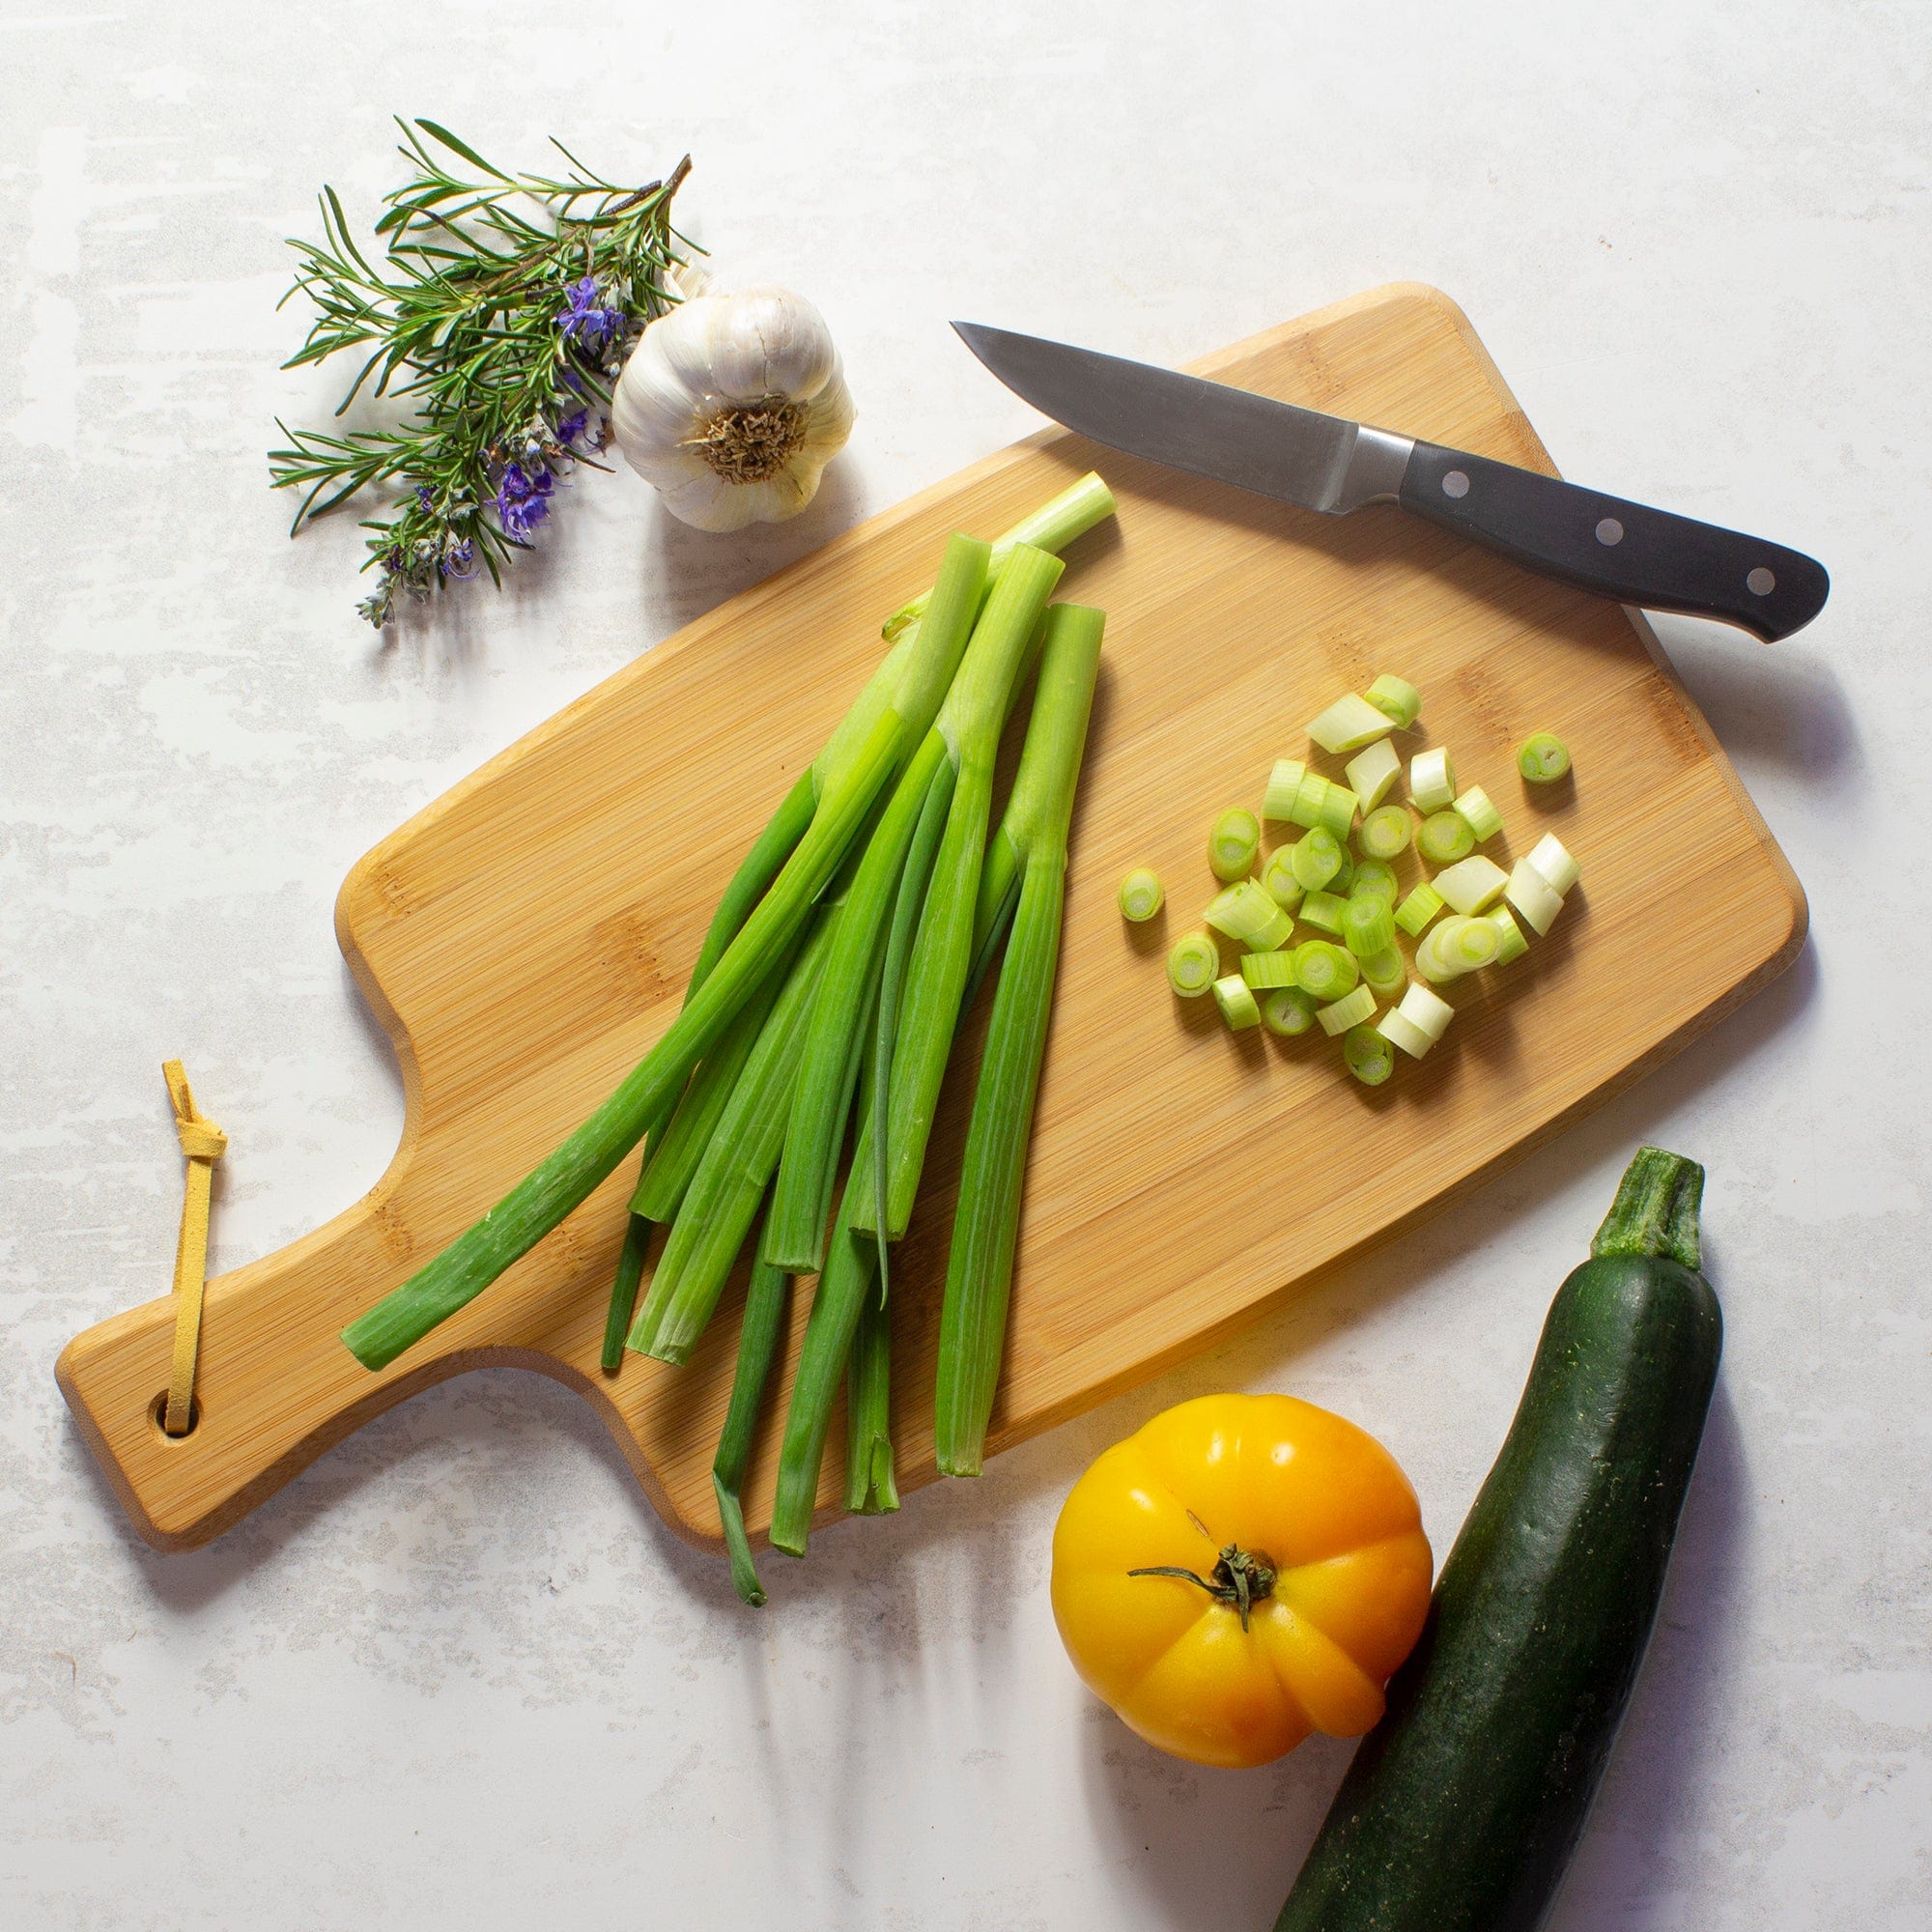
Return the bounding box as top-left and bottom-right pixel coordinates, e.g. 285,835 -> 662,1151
270,119 -> 693,627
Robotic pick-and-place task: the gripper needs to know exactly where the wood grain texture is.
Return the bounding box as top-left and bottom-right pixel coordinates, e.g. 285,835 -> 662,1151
56,283 -> 1804,1555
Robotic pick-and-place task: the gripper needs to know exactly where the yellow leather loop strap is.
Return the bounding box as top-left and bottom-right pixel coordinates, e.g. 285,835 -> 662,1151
161,1062 -> 227,1437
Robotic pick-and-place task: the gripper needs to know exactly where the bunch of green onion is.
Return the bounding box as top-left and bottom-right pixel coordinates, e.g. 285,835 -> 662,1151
339,473 -> 1118,1604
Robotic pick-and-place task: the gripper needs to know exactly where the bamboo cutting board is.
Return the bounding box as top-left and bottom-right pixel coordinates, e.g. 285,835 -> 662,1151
58,283 -> 1804,1556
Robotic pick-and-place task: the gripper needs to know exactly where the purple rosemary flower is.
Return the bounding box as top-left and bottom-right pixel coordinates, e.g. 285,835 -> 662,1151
495,462 -> 554,543
556,275 -> 622,352
556,409 -> 588,447
415,484 -> 435,512
440,536 -> 477,580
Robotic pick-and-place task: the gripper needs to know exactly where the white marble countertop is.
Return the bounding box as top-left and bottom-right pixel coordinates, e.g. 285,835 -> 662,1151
5,3 -> 1926,1926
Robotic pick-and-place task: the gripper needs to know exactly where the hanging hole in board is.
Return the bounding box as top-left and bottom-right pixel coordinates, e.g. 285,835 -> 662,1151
149,1389 -> 201,1441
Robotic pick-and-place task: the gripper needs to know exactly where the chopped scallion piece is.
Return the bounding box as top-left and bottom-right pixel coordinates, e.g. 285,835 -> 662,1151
1342,894 -> 1396,958
1418,810 -> 1475,866
1260,846 -> 1304,911
1118,867 -> 1164,923
1167,930 -> 1220,997
1206,879 -> 1292,949
1416,914 -> 1502,983
1327,847 -> 1355,896
1344,1023 -> 1395,1085
1360,945 -> 1408,1000
1518,732 -> 1571,783
1377,1007 -> 1434,1060
1318,784 -> 1360,838
1293,939 -> 1360,1001
1264,758 -> 1307,822
1486,903 -> 1528,965
1525,832 -> 1580,896
1208,807 -> 1262,882
1358,805 -> 1414,860
1308,692 -> 1397,754
1395,881 -> 1445,937
1505,858 -> 1564,935
1433,854 -> 1510,916
1261,986 -> 1318,1037
1240,949 -> 1298,989
1213,975 -> 1263,1030
1345,738 -> 1403,811
1318,984 -> 1378,1036
1299,889 -> 1348,936
1399,980 -> 1455,1042
1367,674 -> 1422,730
1409,747 -> 1456,813
1451,783 -> 1503,844
1290,770 -> 1331,830
1290,826 -> 1345,894
1350,858 -> 1400,903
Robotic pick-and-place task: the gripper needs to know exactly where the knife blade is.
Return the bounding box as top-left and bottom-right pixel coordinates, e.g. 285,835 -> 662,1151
952,321 -> 1829,642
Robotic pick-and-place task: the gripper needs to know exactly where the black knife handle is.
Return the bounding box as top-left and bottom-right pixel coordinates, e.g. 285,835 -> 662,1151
1397,441 -> 1829,641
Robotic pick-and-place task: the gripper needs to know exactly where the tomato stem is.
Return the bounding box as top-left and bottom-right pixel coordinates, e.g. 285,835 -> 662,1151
1127,1544 -> 1278,1633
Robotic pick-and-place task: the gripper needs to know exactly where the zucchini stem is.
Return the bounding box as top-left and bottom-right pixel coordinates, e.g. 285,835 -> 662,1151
1590,1146 -> 1705,1272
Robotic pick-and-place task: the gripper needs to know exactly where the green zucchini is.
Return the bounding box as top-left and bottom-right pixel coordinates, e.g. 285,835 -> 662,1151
1276,1146 -> 1722,1932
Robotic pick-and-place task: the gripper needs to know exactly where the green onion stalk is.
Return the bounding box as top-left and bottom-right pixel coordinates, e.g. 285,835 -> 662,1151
613,484 -> 1111,1350
878,474 -> 1113,642
932,604 -> 1104,1476
843,1278 -> 899,1516
627,898 -> 840,1364
768,1158 -> 879,1556
761,536 -> 990,1274
711,1241 -> 793,1606
848,544 -> 1067,1242
768,601 -> 1104,1552
340,484 -> 1113,1374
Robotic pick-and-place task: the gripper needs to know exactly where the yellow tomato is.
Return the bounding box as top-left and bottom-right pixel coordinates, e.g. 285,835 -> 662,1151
1050,1393 -> 1433,1768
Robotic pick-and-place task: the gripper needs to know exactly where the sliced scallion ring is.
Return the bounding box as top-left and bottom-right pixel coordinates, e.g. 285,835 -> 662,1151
1518,732 -> 1571,783
1451,784 -> 1503,844
1293,939 -> 1360,1002
1345,737 -> 1403,811
1418,810 -> 1475,866
1261,986 -> 1318,1037
1344,1023 -> 1395,1085
1366,673 -> 1421,730
1264,758 -> 1307,822
1409,747 -> 1456,813
1208,807 -> 1262,882
1317,983 -> 1378,1037
1212,975 -> 1263,1030
1358,805 -> 1414,861
1394,882 -> 1444,937
1118,867 -> 1164,923
1167,930 -> 1220,997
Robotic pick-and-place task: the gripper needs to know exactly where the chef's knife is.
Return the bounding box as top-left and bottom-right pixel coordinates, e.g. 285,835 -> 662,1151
952,322 -> 1829,641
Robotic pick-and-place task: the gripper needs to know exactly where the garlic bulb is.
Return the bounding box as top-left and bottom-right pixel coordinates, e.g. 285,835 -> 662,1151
611,282 -> 854,531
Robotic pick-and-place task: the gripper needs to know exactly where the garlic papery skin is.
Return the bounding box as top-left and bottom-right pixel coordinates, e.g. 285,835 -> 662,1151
611,284 -> 854,532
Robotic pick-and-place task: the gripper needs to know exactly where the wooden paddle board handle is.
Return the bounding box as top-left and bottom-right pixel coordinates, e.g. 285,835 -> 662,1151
53,1185 -> 619,1552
